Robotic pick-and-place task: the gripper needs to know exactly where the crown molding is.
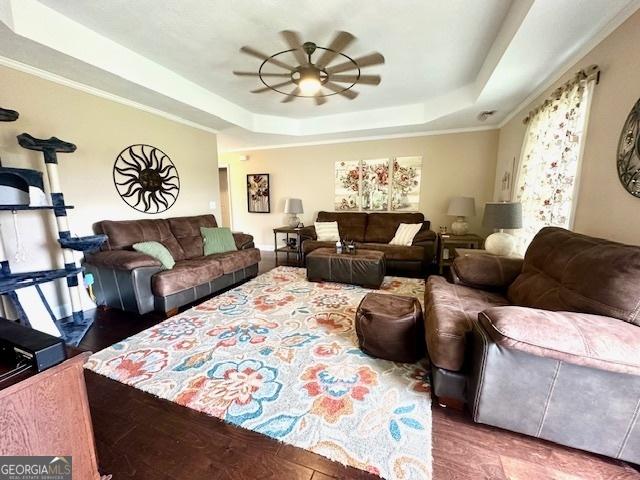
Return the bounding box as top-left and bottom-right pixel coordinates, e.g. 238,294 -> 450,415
497,0 -> 640,129
219,125 -> 499,153
0,56 -> 219,134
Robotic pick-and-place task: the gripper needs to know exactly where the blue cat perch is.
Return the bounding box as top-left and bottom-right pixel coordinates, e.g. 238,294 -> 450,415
0,106 -> 106,345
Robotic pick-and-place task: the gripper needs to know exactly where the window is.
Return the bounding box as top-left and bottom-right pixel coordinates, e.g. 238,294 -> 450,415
512,73 -> 595,254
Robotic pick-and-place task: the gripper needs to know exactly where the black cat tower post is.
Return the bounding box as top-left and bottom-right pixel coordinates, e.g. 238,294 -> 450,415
0,106 -> 106,345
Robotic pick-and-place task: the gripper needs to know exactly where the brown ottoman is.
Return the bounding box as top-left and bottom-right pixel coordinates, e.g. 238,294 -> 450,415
306,248 -> 385,289
355,293 -> 425,363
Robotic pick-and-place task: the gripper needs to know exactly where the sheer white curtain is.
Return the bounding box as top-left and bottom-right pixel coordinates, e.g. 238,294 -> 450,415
512,76 -> 595,255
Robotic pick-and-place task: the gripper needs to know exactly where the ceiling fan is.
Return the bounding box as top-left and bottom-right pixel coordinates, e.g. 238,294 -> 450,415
233,31 -> 385,105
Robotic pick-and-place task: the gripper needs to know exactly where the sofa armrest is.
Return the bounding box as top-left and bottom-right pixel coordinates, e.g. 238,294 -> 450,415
412,227 -> 436,245
452,252 -> 523,290
478,306 -> 640,375
299,226 -> 316,242
232,232 -> 255,250
85,250 -> 161,270
412,227 -> 437,265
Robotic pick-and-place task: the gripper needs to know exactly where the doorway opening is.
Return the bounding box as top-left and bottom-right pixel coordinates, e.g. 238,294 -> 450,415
218,167 -> 232,228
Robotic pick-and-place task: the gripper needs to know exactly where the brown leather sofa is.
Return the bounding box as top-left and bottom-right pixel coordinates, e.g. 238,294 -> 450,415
302,211 -> 436,275
85,214 -> 260,315
425,227 -> 640,463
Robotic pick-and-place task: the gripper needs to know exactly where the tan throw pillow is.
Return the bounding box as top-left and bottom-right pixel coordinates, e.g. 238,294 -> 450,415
315,221 -> 340,241
389,223 -> 422,246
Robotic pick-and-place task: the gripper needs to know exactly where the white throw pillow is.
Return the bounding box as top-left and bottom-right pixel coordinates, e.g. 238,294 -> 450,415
389,223 -> 423,246
315,221 -> 340,241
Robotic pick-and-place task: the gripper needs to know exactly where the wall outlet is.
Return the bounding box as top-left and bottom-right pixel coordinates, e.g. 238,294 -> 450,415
209,201 -> 217,210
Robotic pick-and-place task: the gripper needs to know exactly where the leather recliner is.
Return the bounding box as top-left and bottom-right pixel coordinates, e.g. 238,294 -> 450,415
424,227 -> 640,463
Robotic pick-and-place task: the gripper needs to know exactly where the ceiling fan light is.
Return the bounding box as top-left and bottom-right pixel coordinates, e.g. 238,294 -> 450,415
299,77 -> 321,96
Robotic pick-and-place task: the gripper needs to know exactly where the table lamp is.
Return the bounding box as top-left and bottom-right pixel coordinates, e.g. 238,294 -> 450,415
446,196 -> 476,235
284,198 -> 303,228
482,202 -> 522,256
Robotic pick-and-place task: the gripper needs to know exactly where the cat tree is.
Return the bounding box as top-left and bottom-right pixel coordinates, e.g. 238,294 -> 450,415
0,105 -> 106,345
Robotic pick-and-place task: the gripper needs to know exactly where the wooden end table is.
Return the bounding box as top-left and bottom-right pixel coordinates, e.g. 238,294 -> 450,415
273,226 -> 305,266
437,233 -> 483,274
454,248 -> 523,260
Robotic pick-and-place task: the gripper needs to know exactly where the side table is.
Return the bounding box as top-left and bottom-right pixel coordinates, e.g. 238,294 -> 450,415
437,233 -> 483,274
273,226 -> 305,266
454,248 -> 523,260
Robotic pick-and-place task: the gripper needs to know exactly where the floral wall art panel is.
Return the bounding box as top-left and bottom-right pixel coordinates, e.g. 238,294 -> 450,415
334,160 -> 360,211
391,156 -> 422,211
334,157 -> 423,212
247,173 -> 270,213
361,158 -> 390,211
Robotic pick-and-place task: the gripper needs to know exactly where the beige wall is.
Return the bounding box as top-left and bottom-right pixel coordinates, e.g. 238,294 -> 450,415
495,9 -> 640,246
220,130 -> 499,248
0,65 -> 220,317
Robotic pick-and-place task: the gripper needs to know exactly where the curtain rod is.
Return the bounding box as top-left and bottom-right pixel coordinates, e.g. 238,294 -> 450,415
523,65 -> 600,124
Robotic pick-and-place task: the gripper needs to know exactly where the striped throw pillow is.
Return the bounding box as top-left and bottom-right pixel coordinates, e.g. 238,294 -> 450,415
389,223 -> 423,246
315,221 -> 340,241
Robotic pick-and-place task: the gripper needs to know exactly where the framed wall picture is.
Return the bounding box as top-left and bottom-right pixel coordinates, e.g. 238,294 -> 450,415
247,173 -> 270,213
334,157 -> 423,212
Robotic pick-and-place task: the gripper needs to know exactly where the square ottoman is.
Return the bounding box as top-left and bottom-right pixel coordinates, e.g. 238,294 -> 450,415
355,292 -> 425,363
306,247 -> 385,289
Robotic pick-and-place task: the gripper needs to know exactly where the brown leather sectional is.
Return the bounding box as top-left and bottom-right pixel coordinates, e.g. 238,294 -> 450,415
425,227 -> 640,463
85,214 -> 260,314
302,211 -> 437,275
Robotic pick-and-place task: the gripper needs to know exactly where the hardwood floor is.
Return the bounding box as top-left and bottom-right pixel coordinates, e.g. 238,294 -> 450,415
81,252 -> 640,479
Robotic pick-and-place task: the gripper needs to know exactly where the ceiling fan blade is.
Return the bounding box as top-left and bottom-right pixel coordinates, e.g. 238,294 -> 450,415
280,30 -> 307,65
324,82 -> 359,100
234,71 -> 290,78
315,31 -> 356,68
314,93 -> 327,106
326,52 -> 385,74
251,80 -> 294,93
240,46 -> 295,71
281,87 -> 301,103
330,74 -> 381,85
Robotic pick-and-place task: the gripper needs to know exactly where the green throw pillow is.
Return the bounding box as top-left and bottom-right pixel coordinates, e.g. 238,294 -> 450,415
201,227 -> 237,255
132,241 -> 175,269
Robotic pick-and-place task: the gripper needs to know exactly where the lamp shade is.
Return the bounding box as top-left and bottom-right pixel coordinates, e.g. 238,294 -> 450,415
284,198 -> 303,214
447,196 -> 476,217
482,202 -> 522,229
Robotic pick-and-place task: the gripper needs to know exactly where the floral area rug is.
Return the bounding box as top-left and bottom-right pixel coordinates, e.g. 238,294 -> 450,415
85,267 -> 432,479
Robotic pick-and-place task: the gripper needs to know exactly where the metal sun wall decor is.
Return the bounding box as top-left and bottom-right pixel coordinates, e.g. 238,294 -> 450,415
617,97 -> 640,198
113,144 -> 180,213
247,173 -> 270,213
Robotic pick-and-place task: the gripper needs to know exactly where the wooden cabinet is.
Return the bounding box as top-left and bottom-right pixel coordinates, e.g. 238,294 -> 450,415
0,353 -> 101,480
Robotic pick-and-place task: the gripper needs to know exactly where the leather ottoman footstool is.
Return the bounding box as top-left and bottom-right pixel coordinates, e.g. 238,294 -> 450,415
355,293 -> 425,363
306,248 -> 385,289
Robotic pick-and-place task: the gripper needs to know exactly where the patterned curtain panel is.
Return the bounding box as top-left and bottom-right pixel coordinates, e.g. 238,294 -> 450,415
513,79 -> 594,254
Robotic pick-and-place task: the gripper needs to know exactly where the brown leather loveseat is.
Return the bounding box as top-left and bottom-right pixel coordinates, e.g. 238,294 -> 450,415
302,211 -> 436,275
85,214 -> 260,315
425,227 -> 640,463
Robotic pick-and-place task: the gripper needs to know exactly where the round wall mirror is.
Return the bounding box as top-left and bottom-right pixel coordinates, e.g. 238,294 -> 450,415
617,98 -> 640,198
